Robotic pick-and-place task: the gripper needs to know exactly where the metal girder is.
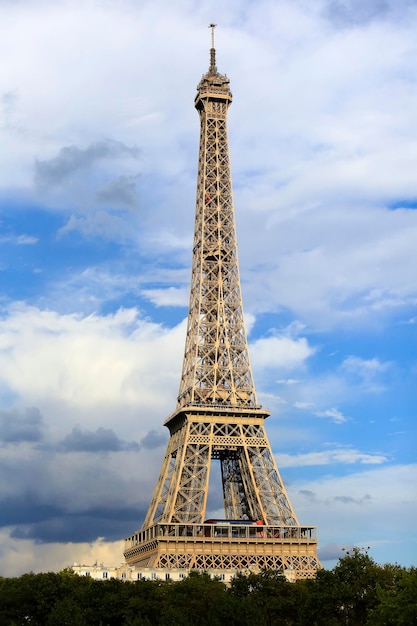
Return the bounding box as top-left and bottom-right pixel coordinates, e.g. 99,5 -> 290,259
177,64 -> 256,410
143,413 -> 298,528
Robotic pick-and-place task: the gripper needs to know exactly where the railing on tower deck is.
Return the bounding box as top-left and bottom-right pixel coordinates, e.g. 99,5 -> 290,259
197,86 -> 232,97
124,522 -> 317,550
166,402 -> 270,425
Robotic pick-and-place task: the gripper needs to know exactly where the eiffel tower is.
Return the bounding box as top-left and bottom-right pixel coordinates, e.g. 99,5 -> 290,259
124,26 -> 321,580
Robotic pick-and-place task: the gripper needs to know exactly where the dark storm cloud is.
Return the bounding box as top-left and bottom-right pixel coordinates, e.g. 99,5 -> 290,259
34,140 -> 139,188
0,448 -> 151,543
0,490 -> 146,542
97,174 -> 140,208
59,426 -> 140,452
299,491 -> 372,506
140,429 -> 167,450
298,489 -> 317,501
0,494 -> 61,526
0,407 -> 44,444
318,543 -> 352,562
10,506 -> 143,543
333,494 -> 372,505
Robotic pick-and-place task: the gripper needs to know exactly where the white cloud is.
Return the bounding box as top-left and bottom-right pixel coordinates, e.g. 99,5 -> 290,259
274,349 -> 395,422
250,334 -> 315,370
0,303 -> 183,437
291,463 -> 417,566
240,203 -> 417,327
294,401 -> 315,409
293,402 -> 348,423
341,355 -> 392,392
315,408 -> 348,424
141,287 -> 189,307
0,532 -> 124,578
277,447 -> 388,467
0,0 -> 416,327
0,234 -> 38,245
342,355 -> 390,376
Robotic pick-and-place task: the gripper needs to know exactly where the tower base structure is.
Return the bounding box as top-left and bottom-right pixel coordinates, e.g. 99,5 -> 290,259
124,521 -> 319,580
124,405 -> 321,581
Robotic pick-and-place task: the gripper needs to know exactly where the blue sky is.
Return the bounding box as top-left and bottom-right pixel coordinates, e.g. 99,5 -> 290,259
0,0 -> 416,575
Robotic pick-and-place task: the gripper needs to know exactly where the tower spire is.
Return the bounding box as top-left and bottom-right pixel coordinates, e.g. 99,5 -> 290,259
209,23 -> 217,73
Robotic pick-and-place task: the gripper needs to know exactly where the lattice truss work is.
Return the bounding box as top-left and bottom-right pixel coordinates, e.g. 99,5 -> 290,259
156,553 -> 320,580
177,58 -> 256,410
143,416 -> 298,528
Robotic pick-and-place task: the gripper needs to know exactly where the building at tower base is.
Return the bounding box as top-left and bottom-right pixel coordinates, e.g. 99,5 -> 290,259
71,562 -> 301,584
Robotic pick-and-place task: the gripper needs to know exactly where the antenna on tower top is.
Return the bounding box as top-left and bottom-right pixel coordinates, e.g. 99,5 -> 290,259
209,23 -> 216,48
208,23 -> 217,73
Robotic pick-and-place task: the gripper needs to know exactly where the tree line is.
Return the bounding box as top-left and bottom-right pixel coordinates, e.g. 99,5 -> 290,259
0,549 -> 416,625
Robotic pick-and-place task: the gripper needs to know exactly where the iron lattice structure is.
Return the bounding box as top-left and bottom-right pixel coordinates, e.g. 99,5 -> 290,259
124,31 -> 321,579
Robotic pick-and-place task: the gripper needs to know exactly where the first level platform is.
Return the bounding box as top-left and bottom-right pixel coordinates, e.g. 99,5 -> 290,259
124,521 -> 321,580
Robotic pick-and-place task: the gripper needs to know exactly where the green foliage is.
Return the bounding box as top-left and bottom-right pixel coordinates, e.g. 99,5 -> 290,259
228,569 -> 297,625
0,554 -> 415,626
367,566 -> 417,625
0,571 -> 91,626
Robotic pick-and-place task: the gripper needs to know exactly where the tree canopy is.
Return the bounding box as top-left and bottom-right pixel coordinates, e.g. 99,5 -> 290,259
0,551 -> 416,626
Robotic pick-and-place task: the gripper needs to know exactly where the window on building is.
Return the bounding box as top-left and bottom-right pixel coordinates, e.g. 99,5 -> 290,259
165,573 -> 170,580
137,573 -> 142,580
121,573 -> 126,579
103,572 -> 108,579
